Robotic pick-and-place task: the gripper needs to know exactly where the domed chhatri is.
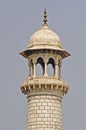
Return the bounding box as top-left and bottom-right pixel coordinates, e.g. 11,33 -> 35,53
20,9 -> 70,59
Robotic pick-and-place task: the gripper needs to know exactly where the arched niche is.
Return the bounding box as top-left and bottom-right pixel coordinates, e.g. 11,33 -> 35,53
36,57 -> 44,76
47,58 -> 55,76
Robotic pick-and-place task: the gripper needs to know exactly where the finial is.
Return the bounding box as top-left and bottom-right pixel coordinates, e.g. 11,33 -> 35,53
43,8 -> 47,25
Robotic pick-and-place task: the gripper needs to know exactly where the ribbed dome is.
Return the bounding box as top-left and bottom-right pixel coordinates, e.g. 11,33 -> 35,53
27,25 -> 63,50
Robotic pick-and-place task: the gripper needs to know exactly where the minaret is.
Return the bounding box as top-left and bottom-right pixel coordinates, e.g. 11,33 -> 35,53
20,9 -> 70,130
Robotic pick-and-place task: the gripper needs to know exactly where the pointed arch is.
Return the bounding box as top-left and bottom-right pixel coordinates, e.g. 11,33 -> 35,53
47,58 -> 55,76
36,57 -> 44,76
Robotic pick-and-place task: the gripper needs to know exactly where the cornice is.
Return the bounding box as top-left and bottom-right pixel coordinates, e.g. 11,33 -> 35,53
20,77 -> 69,96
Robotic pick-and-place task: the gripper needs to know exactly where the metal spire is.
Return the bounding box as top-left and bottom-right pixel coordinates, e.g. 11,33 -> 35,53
43,8 -> 47,25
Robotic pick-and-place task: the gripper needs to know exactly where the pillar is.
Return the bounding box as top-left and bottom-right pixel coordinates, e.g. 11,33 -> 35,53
33,62 -> 36,77
54,60 -> 59,78
58,60 -> 62,79
44,58 -> 48,76
28,62 -> 31,77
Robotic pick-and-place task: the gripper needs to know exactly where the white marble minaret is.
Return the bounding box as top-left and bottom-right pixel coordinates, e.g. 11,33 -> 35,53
20,9 -> 70,130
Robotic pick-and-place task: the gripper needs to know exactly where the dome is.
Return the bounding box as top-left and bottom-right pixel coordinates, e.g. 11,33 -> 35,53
20,9 -> 70,59
27,25 -> 63,50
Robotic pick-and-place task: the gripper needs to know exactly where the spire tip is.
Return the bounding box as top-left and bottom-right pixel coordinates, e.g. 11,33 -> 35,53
43,8 -> 47,25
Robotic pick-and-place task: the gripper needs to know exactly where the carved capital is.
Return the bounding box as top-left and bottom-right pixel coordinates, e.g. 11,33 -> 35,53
58,60 -> 62,67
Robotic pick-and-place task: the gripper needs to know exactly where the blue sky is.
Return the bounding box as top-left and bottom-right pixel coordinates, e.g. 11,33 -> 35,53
0,0 -> 86,130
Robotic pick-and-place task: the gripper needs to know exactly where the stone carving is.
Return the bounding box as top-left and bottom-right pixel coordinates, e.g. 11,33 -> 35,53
21,77 -> 69,96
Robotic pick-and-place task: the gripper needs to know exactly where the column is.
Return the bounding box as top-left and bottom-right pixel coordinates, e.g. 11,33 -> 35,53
28,65 -> 31,77
28,61 -> 31,77
33,62 -> 36,77
44,59 -> 48,77
55,63 -> 58,77
58,60 -> 62,79
33,59 -> 37,77
59,66 -> 61,79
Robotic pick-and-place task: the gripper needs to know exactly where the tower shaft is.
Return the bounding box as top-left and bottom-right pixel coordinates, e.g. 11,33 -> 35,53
27,94 -> 62,130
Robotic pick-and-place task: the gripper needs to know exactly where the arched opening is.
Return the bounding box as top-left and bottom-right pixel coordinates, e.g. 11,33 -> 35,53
47,58 -> 55,76
30,59 -> 33,76
36,57 -> 44,76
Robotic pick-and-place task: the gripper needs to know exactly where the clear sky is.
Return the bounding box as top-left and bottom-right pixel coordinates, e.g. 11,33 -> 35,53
0,0 -> 86,130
